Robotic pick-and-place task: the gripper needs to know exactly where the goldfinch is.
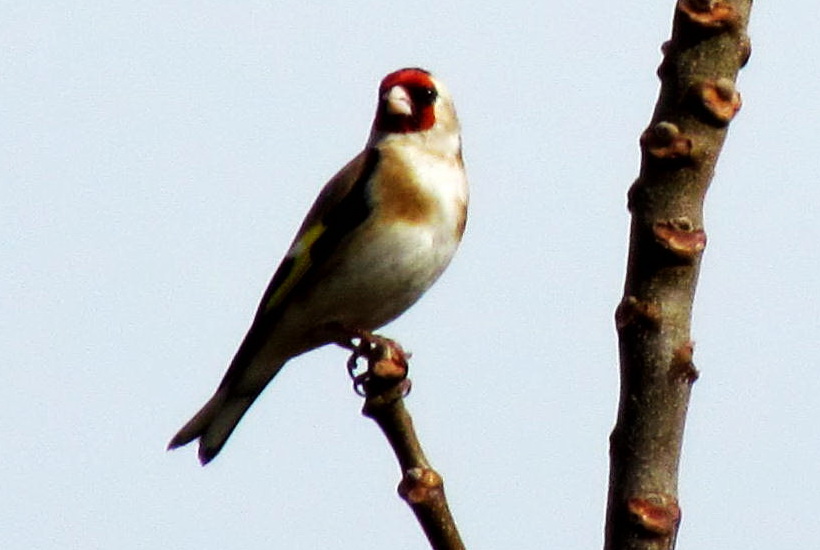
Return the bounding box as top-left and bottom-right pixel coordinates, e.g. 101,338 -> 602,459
169,68 -> 468,464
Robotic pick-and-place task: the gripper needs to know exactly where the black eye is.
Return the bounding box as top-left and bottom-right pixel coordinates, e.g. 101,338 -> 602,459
409,86 -> 437,106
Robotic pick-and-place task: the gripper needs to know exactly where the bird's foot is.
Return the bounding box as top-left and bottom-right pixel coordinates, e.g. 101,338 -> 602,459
336,330 -> 411,397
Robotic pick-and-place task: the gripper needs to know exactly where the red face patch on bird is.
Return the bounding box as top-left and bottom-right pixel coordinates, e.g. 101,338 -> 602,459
374,68 -> 439,134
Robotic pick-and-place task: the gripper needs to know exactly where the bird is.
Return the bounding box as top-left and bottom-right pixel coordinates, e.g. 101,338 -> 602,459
168,68 -> 468,464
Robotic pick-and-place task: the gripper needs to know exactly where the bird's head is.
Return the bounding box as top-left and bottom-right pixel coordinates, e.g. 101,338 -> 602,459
371,68 -> 459,137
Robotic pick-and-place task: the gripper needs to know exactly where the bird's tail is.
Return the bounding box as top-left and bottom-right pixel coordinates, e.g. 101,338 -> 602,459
169,346 -> 291,464
168,389 -> 261,464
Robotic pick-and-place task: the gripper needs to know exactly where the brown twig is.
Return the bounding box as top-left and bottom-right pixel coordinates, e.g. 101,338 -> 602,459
605,2 -> 753,550
339,333 -> 466,550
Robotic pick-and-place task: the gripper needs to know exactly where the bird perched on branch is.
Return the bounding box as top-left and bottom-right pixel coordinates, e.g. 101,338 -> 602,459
168,68 -> 468,464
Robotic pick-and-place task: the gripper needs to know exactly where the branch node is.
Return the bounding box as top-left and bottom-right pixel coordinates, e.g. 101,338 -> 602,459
641,122 -> 694,161
692,78 -> 742,127
398,467 -> 445,505
657,42 -> 676,80
627,494 -> 682,537
653,218 -> 707,261
677,0 -> 739,31
615,296 -> 663,331
670,341 -> 700,384
738,34 -> 752,67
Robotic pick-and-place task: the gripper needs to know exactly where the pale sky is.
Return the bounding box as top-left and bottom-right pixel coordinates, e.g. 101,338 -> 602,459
3,2 -> 817,549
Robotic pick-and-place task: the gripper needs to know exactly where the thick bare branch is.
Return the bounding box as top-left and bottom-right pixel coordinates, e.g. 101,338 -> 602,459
605,2 -> 753,549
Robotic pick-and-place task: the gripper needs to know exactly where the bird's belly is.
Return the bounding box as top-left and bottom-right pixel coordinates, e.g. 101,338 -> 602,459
292,221 -> 458,333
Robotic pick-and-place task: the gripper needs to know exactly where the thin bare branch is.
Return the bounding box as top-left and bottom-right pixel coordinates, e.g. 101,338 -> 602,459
605,2 -> 753,549
340,334 -> 466,550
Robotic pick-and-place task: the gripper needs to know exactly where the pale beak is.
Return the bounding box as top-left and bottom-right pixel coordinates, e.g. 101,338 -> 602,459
384,85 -> 413,116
